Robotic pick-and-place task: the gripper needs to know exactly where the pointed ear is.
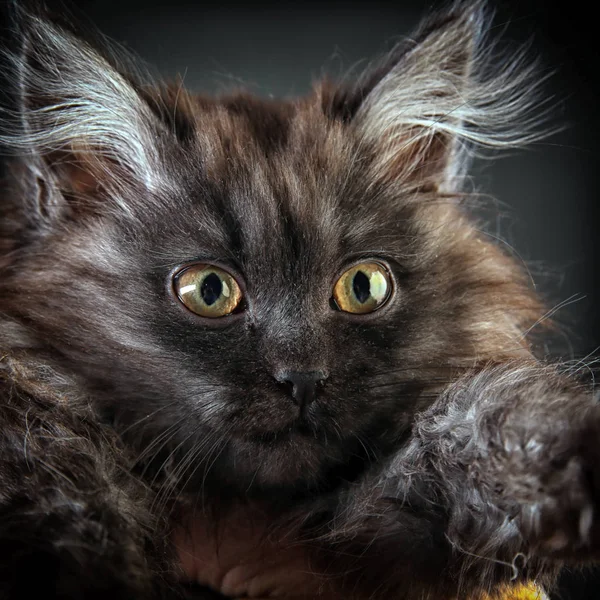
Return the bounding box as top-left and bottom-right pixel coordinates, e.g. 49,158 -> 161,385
1,5 -> 173,224
326,2 -> 545,193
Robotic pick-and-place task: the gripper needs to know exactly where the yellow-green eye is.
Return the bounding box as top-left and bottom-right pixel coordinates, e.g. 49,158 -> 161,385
174,265 -> 242,318
332,262 -> 392,314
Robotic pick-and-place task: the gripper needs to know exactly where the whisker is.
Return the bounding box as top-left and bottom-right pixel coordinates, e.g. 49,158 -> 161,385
519,293 -> 586,340
153,424 -> 233,520
151,431 -> 212,518
152,437 -> 204,519
117,401 -> 180,436
200,426 -> 234,505
134,416 -> 189,470
149,426 -> 200,491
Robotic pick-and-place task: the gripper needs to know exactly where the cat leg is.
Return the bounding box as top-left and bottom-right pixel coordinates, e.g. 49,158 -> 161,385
312,361 -> 599,599
418,361 -> 600,562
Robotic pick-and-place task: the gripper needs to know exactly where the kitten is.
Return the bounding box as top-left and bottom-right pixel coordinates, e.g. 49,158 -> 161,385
0,1 -> 598,599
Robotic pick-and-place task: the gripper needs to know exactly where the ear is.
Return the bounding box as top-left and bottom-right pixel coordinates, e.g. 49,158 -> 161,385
326,1 -> 546,193
0,4 -> 174,226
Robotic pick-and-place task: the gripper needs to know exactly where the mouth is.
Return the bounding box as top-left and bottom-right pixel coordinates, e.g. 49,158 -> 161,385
244,416 -> 320,445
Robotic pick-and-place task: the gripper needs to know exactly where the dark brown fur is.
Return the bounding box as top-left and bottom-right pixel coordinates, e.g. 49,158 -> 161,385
0,2 -> 598,599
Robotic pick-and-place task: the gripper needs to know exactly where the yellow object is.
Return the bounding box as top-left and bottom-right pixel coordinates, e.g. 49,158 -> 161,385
480,582 -> 547,600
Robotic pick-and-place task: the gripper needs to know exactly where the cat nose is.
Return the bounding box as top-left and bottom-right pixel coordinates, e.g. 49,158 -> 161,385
275,371 -> 328,409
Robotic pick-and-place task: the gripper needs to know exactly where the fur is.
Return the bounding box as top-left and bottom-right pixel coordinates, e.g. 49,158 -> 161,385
0,1 -> 597,599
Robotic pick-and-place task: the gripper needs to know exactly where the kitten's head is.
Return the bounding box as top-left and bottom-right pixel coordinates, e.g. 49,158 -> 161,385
0,2 -> 547,494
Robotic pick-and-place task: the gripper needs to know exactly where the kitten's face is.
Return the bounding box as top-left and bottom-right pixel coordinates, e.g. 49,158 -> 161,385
4,108 -> 434,491
0,7 -> 540,494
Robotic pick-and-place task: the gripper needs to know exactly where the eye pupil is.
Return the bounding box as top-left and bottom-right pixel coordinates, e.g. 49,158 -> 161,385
352,270 -> 371,303
200,273 -> 222,306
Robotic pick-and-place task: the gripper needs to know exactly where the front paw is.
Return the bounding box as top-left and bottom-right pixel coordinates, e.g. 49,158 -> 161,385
520,456 -> 596,556
510,414 -> 600,558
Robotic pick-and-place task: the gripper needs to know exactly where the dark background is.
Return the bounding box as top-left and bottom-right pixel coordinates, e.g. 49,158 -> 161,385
5,0 -> 600,597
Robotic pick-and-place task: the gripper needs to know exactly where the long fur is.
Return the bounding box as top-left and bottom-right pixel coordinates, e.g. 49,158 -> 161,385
0,1 -> 597,599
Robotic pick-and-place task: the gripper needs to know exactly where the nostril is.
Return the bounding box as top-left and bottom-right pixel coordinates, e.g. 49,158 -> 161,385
275,377 -> 295,396
274,370 -> 328,408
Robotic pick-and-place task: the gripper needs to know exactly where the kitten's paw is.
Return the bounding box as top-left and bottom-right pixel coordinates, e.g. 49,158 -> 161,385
514,415 -> 600,558
174,504 -> 344,599
520,457 -> 596,555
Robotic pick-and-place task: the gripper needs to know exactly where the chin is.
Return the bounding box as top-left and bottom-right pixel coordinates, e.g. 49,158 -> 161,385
238,432 -> 343,489
176,427 -> 353,495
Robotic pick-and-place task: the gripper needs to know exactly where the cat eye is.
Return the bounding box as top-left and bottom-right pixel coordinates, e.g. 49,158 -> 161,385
332,262 -> 392,314
173,264 -> 243,318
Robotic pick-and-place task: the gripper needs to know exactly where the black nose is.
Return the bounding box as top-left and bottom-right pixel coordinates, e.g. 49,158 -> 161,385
275,371 -> 328,409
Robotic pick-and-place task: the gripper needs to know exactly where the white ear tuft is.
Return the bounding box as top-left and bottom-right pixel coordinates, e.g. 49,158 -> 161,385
1,9 -> 168,197
354,2 -> 555,191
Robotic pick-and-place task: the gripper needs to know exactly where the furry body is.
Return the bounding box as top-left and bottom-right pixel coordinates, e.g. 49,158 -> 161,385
0,1 -> 598,598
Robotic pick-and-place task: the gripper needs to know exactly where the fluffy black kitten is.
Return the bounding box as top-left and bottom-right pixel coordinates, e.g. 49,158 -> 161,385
0,1 -> 598,598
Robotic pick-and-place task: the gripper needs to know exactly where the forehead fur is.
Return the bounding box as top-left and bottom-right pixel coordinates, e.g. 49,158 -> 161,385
138,87 -> 378,270
182,88 -> 356,201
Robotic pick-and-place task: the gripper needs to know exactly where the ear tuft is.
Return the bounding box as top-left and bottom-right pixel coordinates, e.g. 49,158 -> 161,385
0,3 -> 172,206
325,1 -> 555,192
